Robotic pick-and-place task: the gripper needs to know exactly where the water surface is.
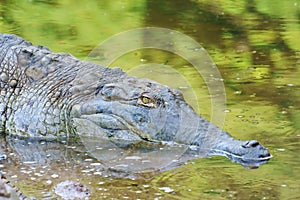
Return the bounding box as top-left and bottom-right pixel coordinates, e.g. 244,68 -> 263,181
0,0 -> 299,199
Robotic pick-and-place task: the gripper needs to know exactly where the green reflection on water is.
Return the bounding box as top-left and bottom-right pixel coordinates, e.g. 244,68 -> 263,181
0,0 -> 299,199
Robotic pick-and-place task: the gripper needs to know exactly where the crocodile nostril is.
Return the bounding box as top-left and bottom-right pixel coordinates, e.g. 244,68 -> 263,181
250,141 -> 259,148
242,140 -> 260,148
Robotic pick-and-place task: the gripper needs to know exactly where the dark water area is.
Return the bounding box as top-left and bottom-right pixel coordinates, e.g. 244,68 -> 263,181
0,0 -> 299,199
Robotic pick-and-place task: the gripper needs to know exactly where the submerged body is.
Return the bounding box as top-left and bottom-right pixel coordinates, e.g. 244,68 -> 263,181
0,33 -> 271,167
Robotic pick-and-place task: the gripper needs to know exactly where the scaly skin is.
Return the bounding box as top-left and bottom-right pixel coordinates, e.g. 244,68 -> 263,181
0,33 -> 271,167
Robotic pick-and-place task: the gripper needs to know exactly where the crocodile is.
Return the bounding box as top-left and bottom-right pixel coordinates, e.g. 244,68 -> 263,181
0,33 -> 271,167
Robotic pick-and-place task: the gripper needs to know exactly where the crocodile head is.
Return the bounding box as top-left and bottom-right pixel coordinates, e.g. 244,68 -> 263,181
70,67 -> 271,167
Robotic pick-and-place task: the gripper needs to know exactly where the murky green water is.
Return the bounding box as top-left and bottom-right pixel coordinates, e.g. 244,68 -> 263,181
0,0 -> 299,199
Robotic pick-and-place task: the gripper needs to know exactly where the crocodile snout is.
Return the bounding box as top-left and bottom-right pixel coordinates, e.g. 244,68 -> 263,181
241,140 -> 272,162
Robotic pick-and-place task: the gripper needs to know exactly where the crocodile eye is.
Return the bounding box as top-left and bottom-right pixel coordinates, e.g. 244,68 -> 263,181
142,96 -> 150,104
137,93 -> 156,108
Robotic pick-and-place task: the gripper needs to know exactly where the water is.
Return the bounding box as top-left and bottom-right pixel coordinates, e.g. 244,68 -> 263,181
0,0 -> 299,199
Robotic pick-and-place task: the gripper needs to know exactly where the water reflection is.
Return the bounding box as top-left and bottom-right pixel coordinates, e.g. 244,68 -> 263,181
0,136 -> 205,177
